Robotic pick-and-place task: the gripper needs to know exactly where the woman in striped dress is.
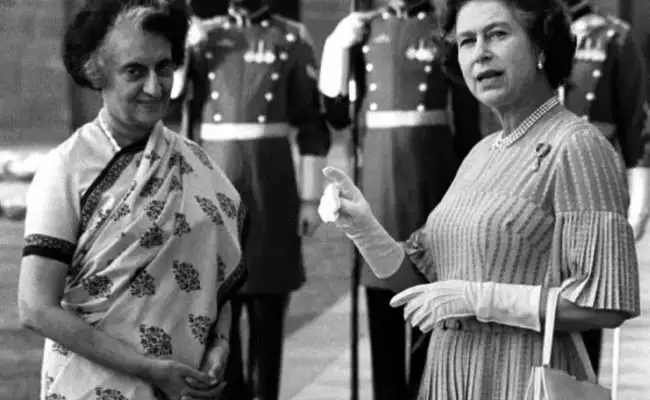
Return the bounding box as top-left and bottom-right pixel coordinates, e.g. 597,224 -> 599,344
319,0 -> 641,398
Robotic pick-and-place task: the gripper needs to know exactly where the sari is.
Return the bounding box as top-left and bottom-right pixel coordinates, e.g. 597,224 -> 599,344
22,116 -> 246,400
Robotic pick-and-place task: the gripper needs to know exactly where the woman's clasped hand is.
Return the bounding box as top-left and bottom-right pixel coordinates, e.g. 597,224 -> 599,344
148,358 -> 224,400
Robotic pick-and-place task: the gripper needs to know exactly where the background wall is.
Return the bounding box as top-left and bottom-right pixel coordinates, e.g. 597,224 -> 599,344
0,0 -> 70,148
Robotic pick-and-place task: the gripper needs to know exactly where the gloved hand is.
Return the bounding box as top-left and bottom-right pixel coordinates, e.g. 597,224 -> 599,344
319,11 -> 379,98
298,155 -> 326,236
187,16 -> 208,47
171,66 -> 188,100
171,17 -> 207,100
390,280 -> 542,333
298,202 -> 321,237
328,11 -> 379,49
321,166 -> 404,278
627,167 -> 650,241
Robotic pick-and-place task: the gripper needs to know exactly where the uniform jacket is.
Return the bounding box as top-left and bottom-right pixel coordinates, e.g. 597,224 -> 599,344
324,1 -> 481,159
563,6 -> 650,168
178,7 -> 331,293
321,1 -> 482,288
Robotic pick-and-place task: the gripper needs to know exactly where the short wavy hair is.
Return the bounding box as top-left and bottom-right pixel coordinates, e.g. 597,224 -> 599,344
62,0 -> 189,90
435,0 -> 576,89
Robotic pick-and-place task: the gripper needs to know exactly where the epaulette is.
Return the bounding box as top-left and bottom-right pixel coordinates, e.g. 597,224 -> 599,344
571,13 -> 607,35
603,14 -> 630,44
272,15 -> 313,46
572,11 -> 628,62
605,14 -> 631,33
200,15 -> 232,31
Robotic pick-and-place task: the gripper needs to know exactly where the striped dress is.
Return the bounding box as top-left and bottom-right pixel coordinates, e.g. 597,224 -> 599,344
404,105 -> 640,399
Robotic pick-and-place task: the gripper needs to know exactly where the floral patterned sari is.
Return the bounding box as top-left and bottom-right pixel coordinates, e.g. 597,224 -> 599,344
23,118 -> 246,400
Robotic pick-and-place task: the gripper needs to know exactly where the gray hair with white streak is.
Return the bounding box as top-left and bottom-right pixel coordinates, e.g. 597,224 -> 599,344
83,0 -> 171,89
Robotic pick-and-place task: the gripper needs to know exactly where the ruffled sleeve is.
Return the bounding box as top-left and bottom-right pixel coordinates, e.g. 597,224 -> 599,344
552,129 -> 640,316
402,225 -> 436,282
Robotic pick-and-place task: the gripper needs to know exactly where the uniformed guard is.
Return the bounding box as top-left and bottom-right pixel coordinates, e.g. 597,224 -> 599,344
559,0 -> 650,376
172,1 -> 331,399
319,1 -> 482,398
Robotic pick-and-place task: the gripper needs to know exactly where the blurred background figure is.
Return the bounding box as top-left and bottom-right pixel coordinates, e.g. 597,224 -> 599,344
318,0 -> 482,398
560,0 -> 650,376
172,0 -> 331,399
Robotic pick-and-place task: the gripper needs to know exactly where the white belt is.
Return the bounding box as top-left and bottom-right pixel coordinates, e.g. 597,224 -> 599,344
365,110 -> 449,129
200,123 -> 290,141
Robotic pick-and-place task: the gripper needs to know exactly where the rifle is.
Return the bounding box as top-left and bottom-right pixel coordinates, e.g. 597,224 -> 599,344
348,1 -> 369,399
169,0 -> 196,140
176,0 -> 216,143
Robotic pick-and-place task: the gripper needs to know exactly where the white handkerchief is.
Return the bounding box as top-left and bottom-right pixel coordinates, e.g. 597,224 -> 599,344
318,184 -> 341,223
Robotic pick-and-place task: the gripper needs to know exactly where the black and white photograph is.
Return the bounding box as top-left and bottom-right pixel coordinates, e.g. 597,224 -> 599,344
0,0 -> 649,399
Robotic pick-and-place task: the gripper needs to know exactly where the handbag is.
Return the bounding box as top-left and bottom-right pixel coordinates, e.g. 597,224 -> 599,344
524,287 -> 620,400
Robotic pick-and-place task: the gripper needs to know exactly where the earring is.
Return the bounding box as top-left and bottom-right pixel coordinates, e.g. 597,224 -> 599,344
537,53 -> 545,70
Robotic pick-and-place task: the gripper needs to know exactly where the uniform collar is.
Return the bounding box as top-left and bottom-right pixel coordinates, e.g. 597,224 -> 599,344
386,1 -> 432,18
228,5 -> 271,26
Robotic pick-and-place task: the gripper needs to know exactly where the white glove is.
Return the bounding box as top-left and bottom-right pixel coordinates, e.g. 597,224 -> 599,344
318,11 -> 379,98
321,167 -> 404,278
172,17 -> 206,101
171,67 -> 187,100
627,166 -> 650,241
187,16 -> 208,47
328,11 -> 378,49
390,280 -> 542,333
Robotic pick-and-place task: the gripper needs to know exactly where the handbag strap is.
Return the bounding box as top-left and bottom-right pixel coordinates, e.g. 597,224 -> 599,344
569,332 -> 598,383
541,287 -> 598,383
541,287 -> 560,366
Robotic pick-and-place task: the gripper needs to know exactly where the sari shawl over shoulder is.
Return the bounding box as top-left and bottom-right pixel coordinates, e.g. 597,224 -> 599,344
23,119 -> 246,400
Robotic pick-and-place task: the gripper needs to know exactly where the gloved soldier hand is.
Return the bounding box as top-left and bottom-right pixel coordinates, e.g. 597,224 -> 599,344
390,280 -> 543,333
171,17 -> 207,100
627,167 -> 650,241
321,166 -> 404,278
319,12 -> 378,98
628,212 -> 648,241
327,11 -> 379,49
187,16 -> 208,47
298,202 -> 321,237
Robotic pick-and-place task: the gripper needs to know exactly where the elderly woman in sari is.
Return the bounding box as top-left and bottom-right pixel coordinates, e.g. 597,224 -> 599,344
17,1 -> 246,399
320,0 -> 641,398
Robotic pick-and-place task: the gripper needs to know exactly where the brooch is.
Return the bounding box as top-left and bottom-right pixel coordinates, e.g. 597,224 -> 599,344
532,143 -> 551,172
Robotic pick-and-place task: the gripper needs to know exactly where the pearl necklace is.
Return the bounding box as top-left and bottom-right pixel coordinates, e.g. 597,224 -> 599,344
492,96 -> 559,150
98,114 -> 121,152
